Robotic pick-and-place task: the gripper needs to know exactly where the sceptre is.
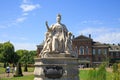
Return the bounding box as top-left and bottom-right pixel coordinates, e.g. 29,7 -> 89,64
45,21 -> 50,31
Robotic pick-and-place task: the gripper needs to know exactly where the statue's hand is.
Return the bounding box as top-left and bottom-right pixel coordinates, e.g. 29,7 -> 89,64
46,21 -> 51,31
46,21 -> 48,26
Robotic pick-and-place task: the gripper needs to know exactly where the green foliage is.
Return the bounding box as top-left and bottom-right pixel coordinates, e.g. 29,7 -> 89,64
113,63 -> 118,73
0,41 -> 18,65
0,41 -> 36,65
16,50 -> 35,64
16,50 -> 35,72
0,66 -> 6,74
112,63 -> 120,80
112,72 -> 120,80
28,50 -> 36,64
0,43 -> 4,62
97,64 -> 106,80
87,69 -> 97,80
0,43 -> 3,54
87,63 -> 106,80
80,69 -> 113,80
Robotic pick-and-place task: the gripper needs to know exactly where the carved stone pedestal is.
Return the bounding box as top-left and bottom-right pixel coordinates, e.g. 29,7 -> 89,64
34,57 -> 79,80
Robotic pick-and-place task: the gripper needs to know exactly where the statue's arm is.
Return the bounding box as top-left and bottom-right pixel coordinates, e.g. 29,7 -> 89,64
45,21 -> 50,30
45,21 -> 53,32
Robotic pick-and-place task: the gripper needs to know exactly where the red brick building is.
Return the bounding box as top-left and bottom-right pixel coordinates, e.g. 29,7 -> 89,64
37,34 -> 120,67
72,34 -> 108,67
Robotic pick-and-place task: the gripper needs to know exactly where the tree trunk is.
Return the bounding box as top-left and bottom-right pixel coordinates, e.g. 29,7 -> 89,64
24,63 -> 28,72
14,62 -> 23,77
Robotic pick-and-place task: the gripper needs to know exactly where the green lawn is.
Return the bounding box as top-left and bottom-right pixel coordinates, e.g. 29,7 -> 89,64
0,69 -> 114,80
0,66 -> 34,74
1,75 -> 34,80
0,67 -> 5,74
80,70 -> 113,80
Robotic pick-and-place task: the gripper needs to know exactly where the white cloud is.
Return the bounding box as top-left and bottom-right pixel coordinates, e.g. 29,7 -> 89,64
95,32 -> 120,43
23,0 -> 29,3
13,42 -> 37,51
22,13 -> 29,16
80,20 -> 103,25
79,27 -> 120,44
0,0 -> 41,29
80,27 -> 108,34
16,17 -> 26,23
20,4 -> 40,12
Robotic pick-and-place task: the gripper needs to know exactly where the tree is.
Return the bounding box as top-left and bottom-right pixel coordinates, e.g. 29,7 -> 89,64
0,43 -> 3,62
16,50 -> 36,72
0,43 -> 3,53
0,41 -> 18,66
16,49 -> 29,72
28,50 -> 36,64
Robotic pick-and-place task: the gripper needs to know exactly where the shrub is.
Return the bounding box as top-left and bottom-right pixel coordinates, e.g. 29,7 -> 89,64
87,69 -> 97,80
112,63 -> 118,73
87,63 -> 106,80
97,64 -> 106,80
112,63 -> 120,80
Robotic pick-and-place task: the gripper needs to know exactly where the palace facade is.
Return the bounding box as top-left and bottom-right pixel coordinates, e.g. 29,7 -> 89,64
37,34 -> 120,67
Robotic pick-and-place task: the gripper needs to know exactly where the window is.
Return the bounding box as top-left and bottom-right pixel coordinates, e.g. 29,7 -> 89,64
80,46 -> 84,55
104,49 -> 107,54
86,46 -> 89,54
93,49 -> 96,55
116,52 -> 119,57
111,53 -> 113,57
98,49 -> 101,54
75,46 -> 78,54
98,57 -> 101,61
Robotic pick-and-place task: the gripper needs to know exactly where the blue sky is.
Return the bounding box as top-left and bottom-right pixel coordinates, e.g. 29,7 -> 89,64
0,0 -> 120,50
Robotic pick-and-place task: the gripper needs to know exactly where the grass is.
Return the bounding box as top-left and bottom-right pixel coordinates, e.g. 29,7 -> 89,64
0,67 -> 5,74
80,69 -> 113,80
0,66 -> 34,73
0,68 -> 114,80
1,75 -> 34,80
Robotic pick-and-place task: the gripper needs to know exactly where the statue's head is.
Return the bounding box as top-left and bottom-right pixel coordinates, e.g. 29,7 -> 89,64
56,14 -> 61,24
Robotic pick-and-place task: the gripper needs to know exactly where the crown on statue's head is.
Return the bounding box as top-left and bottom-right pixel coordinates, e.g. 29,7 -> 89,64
57,14 -> 61,18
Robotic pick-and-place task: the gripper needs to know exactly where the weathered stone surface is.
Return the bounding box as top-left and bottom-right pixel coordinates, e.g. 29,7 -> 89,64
34,14 -> 79,80
34,57 -> 79,80
39,14 -> 76,58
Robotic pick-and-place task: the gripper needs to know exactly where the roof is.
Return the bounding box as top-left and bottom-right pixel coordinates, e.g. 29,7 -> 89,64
73,35 -> 92,41
109,44 -> 120,51
36,41 -> 44,48
92,42 -> 109,47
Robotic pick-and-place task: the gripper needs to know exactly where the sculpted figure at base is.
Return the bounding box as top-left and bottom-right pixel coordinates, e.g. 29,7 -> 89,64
39,14 -> 74,58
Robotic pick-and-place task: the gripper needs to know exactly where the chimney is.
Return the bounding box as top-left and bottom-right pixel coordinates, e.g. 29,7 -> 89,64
89,34 -> 91,38
118,43 -> 120,46
72,35 -> 75,39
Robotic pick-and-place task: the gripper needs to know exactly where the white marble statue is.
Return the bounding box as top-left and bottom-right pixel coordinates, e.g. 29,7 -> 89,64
65,32 -> 73,53
39,14 -> 74,57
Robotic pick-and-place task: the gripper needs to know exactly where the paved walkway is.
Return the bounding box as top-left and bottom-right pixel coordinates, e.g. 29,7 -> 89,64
0,72 -> 33,79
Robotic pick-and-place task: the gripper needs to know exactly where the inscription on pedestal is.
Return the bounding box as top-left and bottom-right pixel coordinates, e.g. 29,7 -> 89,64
44,66 -> 64,79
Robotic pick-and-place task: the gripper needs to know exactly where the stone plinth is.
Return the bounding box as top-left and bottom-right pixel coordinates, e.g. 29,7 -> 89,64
34,57 -> 79,80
